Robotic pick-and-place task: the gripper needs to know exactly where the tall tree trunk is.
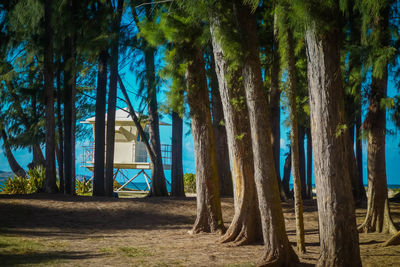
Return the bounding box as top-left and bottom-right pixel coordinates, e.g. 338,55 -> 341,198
270,11 -> 285,200
43,0 -> 57,193
349,2 -> 366,203
105,0 -> 124,197
145,47 -> 168,197
56,66 -> 64,193
356,110 -> 363,194
210,51 -> 232,197
305,20 -> 361,266
237,4 -> 298,264
298,125 -> 306,199
210,13 -> 261,245
306,128 -> 313,199
187,47 -> 224,234
285,21 -> 306,253
358,4 -> 396,235
93,51 -> 108,197
0,127 -> 26,177
63,0 -> 77,195
282,149 -> 292,198
171,112 -> 184,197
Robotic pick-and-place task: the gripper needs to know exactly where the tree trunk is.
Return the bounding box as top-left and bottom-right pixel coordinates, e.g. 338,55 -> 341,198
358,4 -> 396,235
356,110 -> 364,195
56,66 -> 64,193
210,51 -> 232,197
298,125 -> 307,199
282,149 -> 292,198
43,0 -> 57,193
105,0 -> 124,197
237,4 -> 299,264
187,47 -> 224,234
171,111 -> 184,197
306,128 -> 312,199
349,1 -> 366,202
93,51 -> 108,197
0,128 -> 26,177
63,37 -> 73,195
305,21 -> 361,266
210,14 -> 261,245
145,47 -> 168,197
270,11 -> 285,200
384,231 -> 400,247
286,22 -> 306,254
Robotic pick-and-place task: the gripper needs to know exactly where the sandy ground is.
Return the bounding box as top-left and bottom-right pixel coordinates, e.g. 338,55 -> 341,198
0,194 -> 399,266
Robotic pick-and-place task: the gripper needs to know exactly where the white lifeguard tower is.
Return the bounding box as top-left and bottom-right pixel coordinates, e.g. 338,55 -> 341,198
80,108 -> 171,192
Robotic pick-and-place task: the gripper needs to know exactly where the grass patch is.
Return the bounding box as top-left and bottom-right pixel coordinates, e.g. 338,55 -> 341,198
118,246 -> 151,257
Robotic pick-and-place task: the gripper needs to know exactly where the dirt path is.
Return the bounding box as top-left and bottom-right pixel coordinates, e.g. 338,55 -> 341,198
0,194 -> 399,266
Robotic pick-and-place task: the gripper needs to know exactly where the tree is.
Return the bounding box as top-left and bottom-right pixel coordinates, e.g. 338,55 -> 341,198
303,1 -> 362,265
236,2 -> 299,263
105,0 -> 124,197
357,0 -> 397,235
209,3 -> 261,245
279,2 -> 306,253
208,48 -> 233,197
43,0 -> 58,193
170,111 -> 184,197
306,129 -> 312,198
187,46 -> 224,234
0,122 -> 26,178
93,50 -> 108,197
131,3 -> 168,197
63,0 -> 76,195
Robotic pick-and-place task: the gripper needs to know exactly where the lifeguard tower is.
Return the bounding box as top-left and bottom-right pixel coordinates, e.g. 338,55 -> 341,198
80,108 -> 171,193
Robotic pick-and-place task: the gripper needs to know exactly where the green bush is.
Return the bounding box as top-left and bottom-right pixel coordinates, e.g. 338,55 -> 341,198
0,166 -> 45,194
76,177 -> 92,195
183,173 -> 196,193
26,166 -> 45,193
1,176 -> 30,194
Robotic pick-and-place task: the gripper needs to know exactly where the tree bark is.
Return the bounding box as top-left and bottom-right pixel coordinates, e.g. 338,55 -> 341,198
237,4 -> 299,264
270,11 -> 285,200
105,0 -> 124,197
0,127 -> 26,177
305,20 -> 361,266
187,47 -> 224,234
63,33 -> 73,195
171,111 -> 184,197
145,47 -> 168,197
358,4 -> 397,235
56,65 -> 64,193
93,51 -> 108,197
43,0 -> 58,193
306,128 -> 313,199
286,21 -> 306,253
210,13 -> 261,245
282,149 -> 292,198
210,51 -> 232,197
298,125 -> 307,199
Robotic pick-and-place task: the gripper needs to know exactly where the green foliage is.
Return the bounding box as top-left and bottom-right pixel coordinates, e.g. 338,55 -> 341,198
26,165 -> 45,193
76,178 -> 92,195
183,173 -> 196,193
1,175 -> 30,194
0,166 -> 45,194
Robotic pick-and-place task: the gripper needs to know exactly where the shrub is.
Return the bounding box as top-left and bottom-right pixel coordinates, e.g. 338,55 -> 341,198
183,173 -> 196,193
26,166 -> 45,193
1,176 -> 30,194
76,177 -> 92,195
0,166 -> 45,194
